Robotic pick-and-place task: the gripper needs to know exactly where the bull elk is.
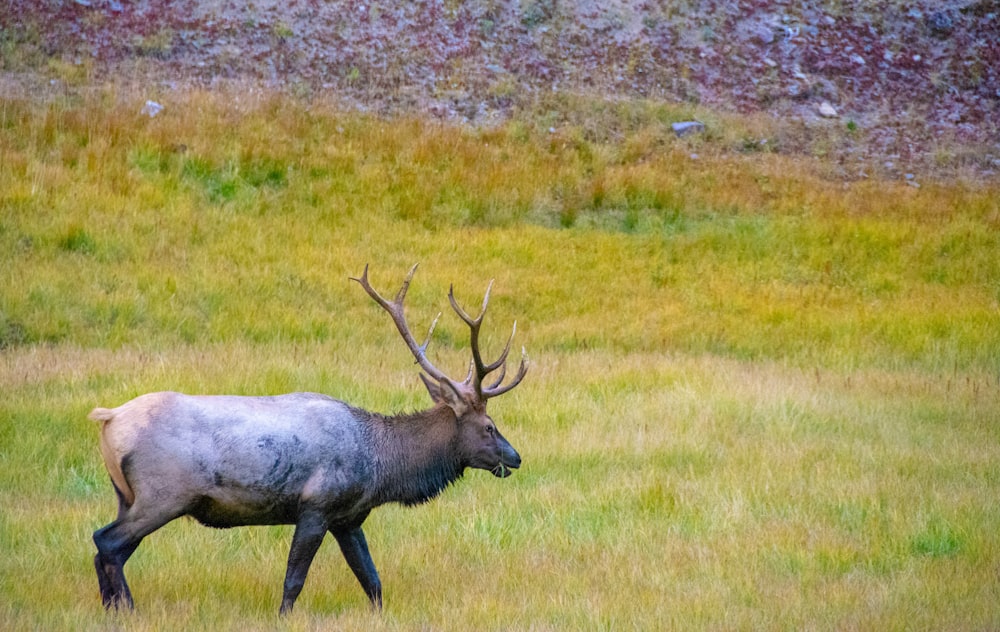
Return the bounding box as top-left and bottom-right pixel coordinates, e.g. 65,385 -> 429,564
88,264 -> 527,614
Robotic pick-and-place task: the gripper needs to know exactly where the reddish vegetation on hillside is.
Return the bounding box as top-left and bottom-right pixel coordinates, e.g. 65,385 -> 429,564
3,0 -> 998,177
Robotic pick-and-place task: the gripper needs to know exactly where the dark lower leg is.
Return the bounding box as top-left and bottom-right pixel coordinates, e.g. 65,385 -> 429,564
279,513 -> 327,615
333,526 -> 382,610
94,553 -> 134,609
94,554 -> 114,606
93,524 -> 141,610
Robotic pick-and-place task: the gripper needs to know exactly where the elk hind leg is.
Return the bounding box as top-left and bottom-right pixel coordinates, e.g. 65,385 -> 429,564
93,498 -> 181,610
93,520 -> 141,610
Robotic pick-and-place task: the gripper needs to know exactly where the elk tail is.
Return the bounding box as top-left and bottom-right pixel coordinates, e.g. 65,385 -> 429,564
88,407 -> 136,507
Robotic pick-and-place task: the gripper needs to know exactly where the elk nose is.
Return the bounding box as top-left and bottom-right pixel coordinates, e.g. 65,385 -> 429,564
502,443 -> 521,470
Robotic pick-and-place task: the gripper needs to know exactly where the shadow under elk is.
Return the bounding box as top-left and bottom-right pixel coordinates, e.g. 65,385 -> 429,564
88,264 -> 528,614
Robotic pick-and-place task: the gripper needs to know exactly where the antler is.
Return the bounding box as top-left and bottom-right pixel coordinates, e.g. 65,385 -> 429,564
352,264 -> 528,400
351,264 -> 452,384
448,282 -> 528,399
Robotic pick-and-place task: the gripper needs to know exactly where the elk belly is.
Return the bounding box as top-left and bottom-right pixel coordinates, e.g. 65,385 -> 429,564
189,488 -> 301,527
184,432 -> 317,527
190,458 -> 313,527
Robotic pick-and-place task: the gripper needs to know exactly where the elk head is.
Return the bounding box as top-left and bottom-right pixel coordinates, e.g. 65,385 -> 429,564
351,264 -> 528,478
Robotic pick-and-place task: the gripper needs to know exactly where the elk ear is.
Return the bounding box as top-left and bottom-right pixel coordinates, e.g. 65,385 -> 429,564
420,373 -> 470,417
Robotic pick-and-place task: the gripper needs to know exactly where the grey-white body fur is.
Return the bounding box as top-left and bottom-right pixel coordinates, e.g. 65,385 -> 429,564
95,392 -> 380,528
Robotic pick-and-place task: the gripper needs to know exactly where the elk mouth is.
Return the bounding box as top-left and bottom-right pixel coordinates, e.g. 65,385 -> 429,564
491,461 -> 519,478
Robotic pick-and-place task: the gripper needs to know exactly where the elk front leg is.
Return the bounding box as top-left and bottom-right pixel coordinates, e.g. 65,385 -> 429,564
280,512 -> 328,615
332,526 -> 382,610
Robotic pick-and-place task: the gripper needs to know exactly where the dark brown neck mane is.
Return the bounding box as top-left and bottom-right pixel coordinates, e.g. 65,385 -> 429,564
364,404 -> 466,507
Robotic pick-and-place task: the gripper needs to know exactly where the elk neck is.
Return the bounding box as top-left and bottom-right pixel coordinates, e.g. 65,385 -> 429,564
363,403 -> 465,507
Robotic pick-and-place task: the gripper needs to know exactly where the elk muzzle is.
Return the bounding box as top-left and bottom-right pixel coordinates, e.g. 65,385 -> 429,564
491,439 -> 521,478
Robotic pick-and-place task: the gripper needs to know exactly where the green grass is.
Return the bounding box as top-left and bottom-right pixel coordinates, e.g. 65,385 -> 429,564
1,87 -> 999,630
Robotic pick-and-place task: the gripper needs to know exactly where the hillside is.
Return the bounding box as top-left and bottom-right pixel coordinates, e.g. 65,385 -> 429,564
3,0 -> 998,180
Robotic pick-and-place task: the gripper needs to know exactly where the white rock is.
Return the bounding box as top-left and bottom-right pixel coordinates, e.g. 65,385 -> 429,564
141,101 -> 164,117
818,102 -> 838,118
672,121 -> 706,137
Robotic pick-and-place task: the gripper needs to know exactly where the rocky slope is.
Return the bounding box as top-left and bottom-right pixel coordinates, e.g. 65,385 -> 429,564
3,0 -> 998,178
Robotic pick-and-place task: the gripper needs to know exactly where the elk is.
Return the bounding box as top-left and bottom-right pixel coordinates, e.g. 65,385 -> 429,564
88,264 -> 527,614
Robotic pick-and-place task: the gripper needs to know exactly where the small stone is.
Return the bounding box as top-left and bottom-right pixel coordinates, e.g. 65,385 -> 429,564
672,121 -> 706,137
817,102 -> 838,118
755,27 -> 775,45
140,101 -> 164,117
926,11 -> 954,38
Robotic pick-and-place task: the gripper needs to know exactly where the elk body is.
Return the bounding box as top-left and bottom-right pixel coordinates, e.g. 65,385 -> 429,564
89,265 -> 527,614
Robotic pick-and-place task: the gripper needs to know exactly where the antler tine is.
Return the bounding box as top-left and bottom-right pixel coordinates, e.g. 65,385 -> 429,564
461,359 -> 475,385
448,279 -> 493,327
485,361 -> 507,391
482,347 -> 529,399
484,320 -> 516,374
419,312 -> 442,355
350,264 -> 451,384
395,262 -> 418,304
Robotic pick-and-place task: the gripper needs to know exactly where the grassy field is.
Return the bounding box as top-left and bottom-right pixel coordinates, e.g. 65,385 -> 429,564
2,87 -> 999,630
